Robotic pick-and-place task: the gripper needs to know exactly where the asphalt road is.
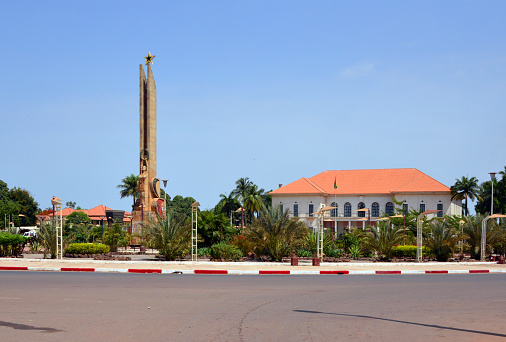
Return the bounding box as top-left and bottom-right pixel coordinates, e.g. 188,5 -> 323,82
1,272 -> 505,341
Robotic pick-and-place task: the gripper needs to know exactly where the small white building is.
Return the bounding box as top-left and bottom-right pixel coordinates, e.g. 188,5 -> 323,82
268,168 -> 462,234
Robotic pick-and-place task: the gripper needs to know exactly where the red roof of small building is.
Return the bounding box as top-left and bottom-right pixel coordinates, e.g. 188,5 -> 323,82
269,168 -> 450,196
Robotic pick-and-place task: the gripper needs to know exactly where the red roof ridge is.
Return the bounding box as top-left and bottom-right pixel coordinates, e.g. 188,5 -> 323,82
304,177 -> 326,193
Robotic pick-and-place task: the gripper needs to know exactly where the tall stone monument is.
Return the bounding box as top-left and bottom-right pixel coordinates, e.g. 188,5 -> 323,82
132,52 -> 163,233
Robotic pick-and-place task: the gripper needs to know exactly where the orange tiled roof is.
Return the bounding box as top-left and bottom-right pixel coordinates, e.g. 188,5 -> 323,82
269,168 -> 450,196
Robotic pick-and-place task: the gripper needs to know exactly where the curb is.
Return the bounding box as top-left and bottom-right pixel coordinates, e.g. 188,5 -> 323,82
0,266 -> 502,275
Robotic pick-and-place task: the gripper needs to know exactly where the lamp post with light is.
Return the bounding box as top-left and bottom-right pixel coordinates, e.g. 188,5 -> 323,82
162,179 -> 168,217
489,172 -> 496,215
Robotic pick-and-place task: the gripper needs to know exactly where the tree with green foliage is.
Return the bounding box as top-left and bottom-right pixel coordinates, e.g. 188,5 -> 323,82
243,184 -> 266,219
166,195 -> 196,219
451,176 -> 481,216
65,211 -> 92,225
364,222 -> 405,260
214,192 -> 241,218
141,212 -> 190,260
38,222 -> 74,259
425,220 -> 459,261
244,205 -> 309,261
461,214 -> 506,260
66,201 -> 76,209
117,174 -> 140,210
475,167 -> 506,215
102,223 -> 130,252
1,185 -> 39,226
198,210 -> 236,247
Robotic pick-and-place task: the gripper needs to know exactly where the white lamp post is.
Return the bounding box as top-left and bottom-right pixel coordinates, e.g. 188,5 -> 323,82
162,179 -> 168,217
489,172 -> 496,215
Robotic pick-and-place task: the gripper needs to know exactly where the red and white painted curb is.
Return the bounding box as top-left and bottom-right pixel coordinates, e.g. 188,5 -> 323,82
0,266 -> 504,275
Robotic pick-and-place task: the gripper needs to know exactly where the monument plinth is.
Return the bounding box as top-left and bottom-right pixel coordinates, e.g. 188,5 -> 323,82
132,52 -> 163,234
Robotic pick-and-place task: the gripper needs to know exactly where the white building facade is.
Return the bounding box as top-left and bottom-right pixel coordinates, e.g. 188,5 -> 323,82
269,168 -> 462,234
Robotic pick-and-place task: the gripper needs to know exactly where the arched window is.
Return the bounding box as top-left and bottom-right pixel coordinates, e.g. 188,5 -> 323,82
371,202 -> 379,217
331,202 -> 338,217
385,202 -> 394,216
357,202 -> 365,217
344,202 -> 352,217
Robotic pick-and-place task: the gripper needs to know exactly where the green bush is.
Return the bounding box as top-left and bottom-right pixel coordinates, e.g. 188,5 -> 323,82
392,245 -> 430,258
210,243 -> 242,260
297,248 -> 313,258
197,247 -> 211,257
0,232 -> 28,257
65,243 -> 110,255
323,246 -> 344,258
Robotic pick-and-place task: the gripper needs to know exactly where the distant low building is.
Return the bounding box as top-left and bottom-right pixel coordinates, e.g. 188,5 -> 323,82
36,205 -> 132,227
268,168 -> 462,235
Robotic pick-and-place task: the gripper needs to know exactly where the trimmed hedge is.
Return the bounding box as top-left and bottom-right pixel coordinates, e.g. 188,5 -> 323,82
65,243 -> 110,255
210,243 -> 242,261
0,232 -> 28,257
392,245 -> 430,258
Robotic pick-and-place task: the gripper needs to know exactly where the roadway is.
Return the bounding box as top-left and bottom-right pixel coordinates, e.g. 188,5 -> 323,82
1,272 -> 505,341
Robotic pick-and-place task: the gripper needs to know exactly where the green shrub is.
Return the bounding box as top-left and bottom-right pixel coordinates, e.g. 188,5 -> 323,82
197,247 -> 211,257
65,243 -> 110,255
323,246 -> 344,258
210,243 -> 242,260
0,232 -> 28,257
392,245 -> 430,258
297,248 -> 313,258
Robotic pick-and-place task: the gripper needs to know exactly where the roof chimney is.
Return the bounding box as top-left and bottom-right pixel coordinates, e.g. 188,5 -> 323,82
279,184 -> 283,188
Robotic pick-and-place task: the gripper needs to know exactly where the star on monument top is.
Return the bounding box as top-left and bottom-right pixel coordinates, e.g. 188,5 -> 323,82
144,51 -> 155,65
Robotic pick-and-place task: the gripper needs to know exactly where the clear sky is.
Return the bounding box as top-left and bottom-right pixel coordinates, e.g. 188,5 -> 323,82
1,0 -> 505,213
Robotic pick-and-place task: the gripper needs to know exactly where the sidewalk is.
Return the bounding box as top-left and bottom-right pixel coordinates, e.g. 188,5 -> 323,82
1,255 -> 506,275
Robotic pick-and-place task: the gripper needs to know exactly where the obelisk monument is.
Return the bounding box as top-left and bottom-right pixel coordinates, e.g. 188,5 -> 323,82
132,52 -> 163,233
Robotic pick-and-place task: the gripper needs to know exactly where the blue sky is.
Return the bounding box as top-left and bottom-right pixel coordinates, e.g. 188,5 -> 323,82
1,1 -> 505,213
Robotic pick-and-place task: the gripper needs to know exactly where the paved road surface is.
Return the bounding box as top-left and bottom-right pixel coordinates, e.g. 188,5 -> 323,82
1,272 -> 505,341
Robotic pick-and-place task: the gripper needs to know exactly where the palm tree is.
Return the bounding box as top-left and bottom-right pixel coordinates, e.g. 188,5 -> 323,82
364,222 -> 405,260
38,222 -> 74,259
216,192 -> 240,218
451,176 -> 482,216
117,174 -> 139,210
231,177 -> 253,228
425,220 -> 459,261
461,214 -> 506,260
243,184 -> 266,219
244,205 -> 309,261
141,211 -> 190,260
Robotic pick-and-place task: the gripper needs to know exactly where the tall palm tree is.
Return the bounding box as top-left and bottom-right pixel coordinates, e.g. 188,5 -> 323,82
451,176 -> 481,216
231,177 -> 253,227
243,184 -> 266,219
231,177 -> 252,204
117,174 -> 140,210
216,192 -> 240,218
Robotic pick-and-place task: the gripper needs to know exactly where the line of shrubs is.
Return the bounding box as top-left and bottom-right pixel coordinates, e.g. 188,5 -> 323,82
0,232 -> 28,257
65,243 -> 110,255
392,245 -> 431,258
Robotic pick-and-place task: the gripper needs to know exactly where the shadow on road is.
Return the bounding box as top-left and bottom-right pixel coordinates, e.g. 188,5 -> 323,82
293,310 -> 506,338
0,320 -> 63,333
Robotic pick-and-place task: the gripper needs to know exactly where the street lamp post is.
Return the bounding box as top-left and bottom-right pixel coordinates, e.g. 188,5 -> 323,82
162,179 -> 168,217
489,172 -> 496,215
